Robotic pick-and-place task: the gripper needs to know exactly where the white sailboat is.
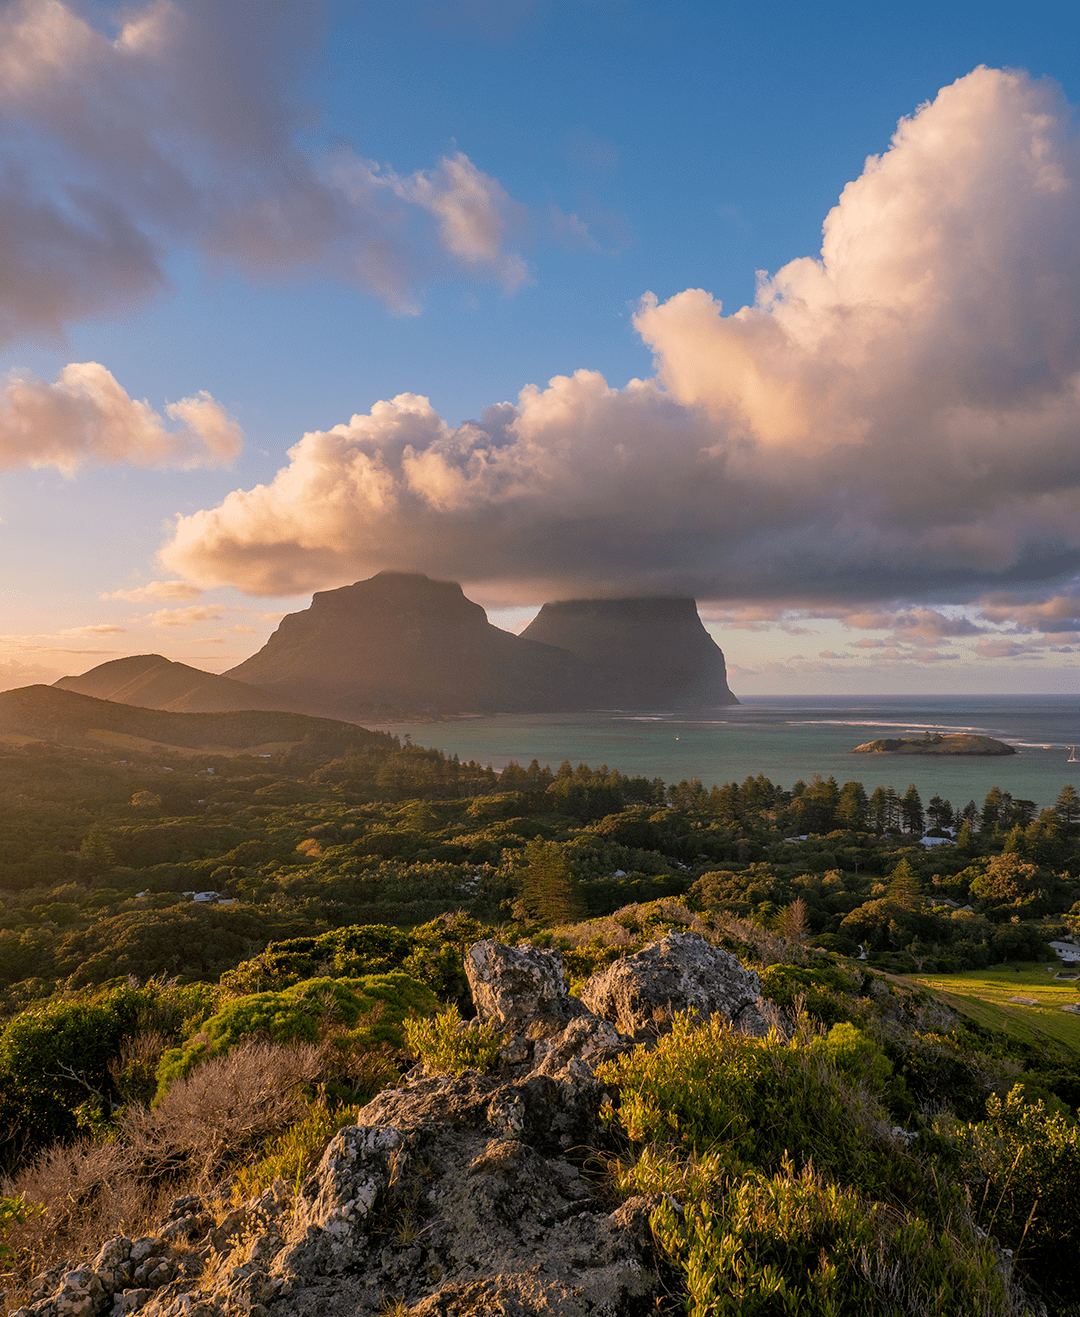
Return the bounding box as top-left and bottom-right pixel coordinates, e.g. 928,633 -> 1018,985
1068,746 -> 1078,763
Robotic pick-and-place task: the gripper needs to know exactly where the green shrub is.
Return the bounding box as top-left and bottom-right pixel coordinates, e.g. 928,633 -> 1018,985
955,1083 -> 1080,1304
597,1012 -> 904,1197
221,924 -> 415,995
758,962 -> 857,1028
810,1022 -> 892,1091
0,986 -> 147,1161
156,972 -> 438,1092
232,1100 -> 355,1201
652,1159 -> 1018,1317
404,1004 -> 502,1078
0,1193 -> 43,1258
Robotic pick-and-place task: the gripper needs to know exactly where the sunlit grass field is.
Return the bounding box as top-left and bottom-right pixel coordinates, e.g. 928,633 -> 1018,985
905,962 -> 1080,1057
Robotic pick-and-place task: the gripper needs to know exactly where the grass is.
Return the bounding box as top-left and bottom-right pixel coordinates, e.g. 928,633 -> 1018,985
905,962 -> 1080,1057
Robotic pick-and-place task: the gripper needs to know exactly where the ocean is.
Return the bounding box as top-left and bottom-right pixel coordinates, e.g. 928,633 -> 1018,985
374,695 -> 1080,812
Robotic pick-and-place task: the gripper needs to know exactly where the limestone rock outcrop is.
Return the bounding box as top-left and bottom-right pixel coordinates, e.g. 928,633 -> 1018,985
579,928 -> 773,1040
464,941 -> 588,1032
16,932 -> 786,1317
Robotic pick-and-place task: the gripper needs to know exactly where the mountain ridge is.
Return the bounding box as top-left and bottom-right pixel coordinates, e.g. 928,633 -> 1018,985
54,654 -> 294,714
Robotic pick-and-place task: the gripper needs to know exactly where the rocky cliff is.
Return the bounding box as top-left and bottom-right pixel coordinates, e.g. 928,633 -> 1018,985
54,656 -> 292,715
11,932 -> 776,1317
521,596 -> 738,709
224,573 -> 592,720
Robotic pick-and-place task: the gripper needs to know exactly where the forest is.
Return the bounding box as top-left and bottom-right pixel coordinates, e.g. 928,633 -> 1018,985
1,722 -> 1079,1315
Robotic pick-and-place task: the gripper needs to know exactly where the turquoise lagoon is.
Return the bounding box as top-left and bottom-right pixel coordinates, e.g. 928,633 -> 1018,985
374,695 -> 1080,811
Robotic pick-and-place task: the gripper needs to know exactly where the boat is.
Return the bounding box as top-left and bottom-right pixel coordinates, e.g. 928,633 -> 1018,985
1069,746 -> 1077,763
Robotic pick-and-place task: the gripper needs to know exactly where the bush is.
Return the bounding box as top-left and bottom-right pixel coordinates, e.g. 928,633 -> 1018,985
758,962 -> 857,1028
404,1004 -> 502,1078
0,1193 -> 42,1259
597,1012 -> 920,1207
0,988 -> 145,1164
810,1022 -> 892,1091
652,1159 -> 1020,1317
156,972 -> 438,1091
955,1083 -> 1080,1305
231,1100 -> 355,1201
1,1042 -> 324,1309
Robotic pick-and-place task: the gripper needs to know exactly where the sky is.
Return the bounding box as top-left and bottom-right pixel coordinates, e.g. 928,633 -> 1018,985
3,0 -> 1080,697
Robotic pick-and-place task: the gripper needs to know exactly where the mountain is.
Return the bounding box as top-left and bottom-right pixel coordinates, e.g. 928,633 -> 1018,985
520,596 -> 738,708
0,684 -> 386,754
225,572 -> 592,718
54,654 -> 294,713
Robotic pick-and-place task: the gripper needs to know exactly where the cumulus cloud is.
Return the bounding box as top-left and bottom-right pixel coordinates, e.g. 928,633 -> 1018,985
162,68 -> 1080,618
974,638 -> 1042,659
0,0 -> 531,341
976,589 -> 1080,633
0,362 -> 241,473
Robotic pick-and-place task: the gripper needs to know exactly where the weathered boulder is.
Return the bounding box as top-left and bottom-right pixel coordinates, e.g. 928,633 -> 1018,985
465,940 -> 587,1035
531,1013 -> 631,1083
19,932 -> 784,1317
274,1124 -> 404,1280
580,929 -> 772,1040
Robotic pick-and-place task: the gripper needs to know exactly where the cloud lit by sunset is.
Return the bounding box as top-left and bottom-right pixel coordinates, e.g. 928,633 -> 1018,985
2,2 -> 1079,692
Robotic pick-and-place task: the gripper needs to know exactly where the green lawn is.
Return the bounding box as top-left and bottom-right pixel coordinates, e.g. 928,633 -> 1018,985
904,962 -> 1080,1057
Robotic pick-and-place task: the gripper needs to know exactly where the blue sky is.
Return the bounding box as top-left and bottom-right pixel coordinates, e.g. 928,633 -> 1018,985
2,0 -> 1080,696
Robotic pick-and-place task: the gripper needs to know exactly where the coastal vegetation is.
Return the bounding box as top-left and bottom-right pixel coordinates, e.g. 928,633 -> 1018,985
1,714 -> 1079,1313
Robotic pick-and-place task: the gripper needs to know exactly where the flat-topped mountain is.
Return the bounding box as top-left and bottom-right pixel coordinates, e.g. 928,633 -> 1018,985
853,732 -> 1016,756
52,576 -> 738,721
225,572 -> 592,719
54,654 -> 292,714
521,595 -> 738,708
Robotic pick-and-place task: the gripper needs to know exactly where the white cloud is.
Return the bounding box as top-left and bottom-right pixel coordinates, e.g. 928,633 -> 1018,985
0,0 -> 532,342
0,363 -> 241,473
161,68 -> 1080,616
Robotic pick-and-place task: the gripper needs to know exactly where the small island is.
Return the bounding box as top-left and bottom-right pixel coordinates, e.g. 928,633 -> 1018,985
852,731 -> 1016,755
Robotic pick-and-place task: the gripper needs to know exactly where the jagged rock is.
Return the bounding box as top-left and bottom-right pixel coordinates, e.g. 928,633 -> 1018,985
90,1241 -> 133,1295
25,933 -> 794,1317
531,1014 -> 631,1082
273,1125 -> 403,1280
109,1291 -> 153,1317
128,1243 -> 162,1267
52,1268 -> 107,1317
465,941 -> 587,1036
580,929 -> 772,1040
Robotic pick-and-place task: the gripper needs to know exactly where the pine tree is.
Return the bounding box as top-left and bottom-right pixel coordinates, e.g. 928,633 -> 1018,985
869,786 -> 887,835
79,826 -> 115,878
777,897 -> 809,943
518,837 -> 584,925
837,780 -> 868,830
887,858 -> 923,908
1055,783 -> 1079,829
901,784 -> 924,835
955,819 -> 977,854
926,795 -> 954,831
